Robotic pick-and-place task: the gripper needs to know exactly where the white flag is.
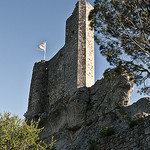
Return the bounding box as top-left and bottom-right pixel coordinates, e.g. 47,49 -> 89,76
36,41 -> 47,60
37,41 -> 47,51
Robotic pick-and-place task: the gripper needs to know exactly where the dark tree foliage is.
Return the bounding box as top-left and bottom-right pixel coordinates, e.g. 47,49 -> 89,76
89,0 -> 150,95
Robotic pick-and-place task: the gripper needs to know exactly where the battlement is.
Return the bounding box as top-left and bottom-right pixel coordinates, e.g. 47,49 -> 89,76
26,1 -> 94,117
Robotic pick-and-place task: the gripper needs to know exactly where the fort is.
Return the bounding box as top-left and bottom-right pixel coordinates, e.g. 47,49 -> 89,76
26,1 -> 94,118
25,1 -> 150,149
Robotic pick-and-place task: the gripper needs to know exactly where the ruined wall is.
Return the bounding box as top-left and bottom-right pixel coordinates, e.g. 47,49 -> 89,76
26,1 -> 94,119
77,1 -> 87,88
85,2 -> 94,87
27,61 -> 49,116
77,1 -> 94,88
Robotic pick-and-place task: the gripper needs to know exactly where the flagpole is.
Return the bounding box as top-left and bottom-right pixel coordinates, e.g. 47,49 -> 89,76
44,41 -> 47,60
44,50 -> 46,60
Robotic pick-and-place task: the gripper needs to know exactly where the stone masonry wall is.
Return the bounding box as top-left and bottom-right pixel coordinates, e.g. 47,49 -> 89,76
77,1 -> 94,88
26,1 -> 94,119
77,2 -> 87,88
86,2 -> 94,87
27,61 -> 49,116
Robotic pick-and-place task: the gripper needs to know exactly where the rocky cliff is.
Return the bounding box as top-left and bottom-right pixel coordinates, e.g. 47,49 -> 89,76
26,67 -> 150,150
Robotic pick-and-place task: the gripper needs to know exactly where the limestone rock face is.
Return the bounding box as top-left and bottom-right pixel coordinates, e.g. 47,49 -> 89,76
67,87 -> 89,130
125,97 -> 150,119
25,68 -> 150,150
90,68 -> 134,115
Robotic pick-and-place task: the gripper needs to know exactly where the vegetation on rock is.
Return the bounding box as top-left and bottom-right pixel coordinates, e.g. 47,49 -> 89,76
99,126 -> 115,138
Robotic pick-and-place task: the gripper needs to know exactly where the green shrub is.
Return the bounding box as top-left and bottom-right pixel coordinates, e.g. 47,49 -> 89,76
99,127 -> 115,138
103,68 -> 115,79
0,112 -> 56,150
129,120 -> 139,128
88,139 -> 95,150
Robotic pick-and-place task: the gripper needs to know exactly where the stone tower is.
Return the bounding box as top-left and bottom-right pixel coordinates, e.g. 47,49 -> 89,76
65,1 -> 94,88
26,1 -> 94,119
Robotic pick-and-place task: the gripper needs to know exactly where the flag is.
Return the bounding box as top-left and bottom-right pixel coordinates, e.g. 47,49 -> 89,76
37,41 -> 47,51
36,41 -> 47,60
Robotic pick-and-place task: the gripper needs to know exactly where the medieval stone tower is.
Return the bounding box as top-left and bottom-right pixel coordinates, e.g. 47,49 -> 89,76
26,1 -> 94,119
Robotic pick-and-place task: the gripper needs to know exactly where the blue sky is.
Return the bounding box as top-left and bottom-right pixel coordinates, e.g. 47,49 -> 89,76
0,0 -> 148,118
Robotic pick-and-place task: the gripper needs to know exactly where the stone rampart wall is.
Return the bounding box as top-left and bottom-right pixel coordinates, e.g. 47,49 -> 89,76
27,61 -> 49,116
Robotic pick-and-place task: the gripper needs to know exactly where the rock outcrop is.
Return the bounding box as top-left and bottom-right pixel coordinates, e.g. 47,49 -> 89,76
25,67 -> 150,149
125,97 -> 150,119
